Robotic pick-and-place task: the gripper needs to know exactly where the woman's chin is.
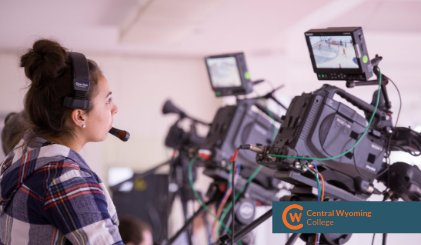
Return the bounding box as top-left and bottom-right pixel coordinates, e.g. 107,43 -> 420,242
91,133 -> 109,142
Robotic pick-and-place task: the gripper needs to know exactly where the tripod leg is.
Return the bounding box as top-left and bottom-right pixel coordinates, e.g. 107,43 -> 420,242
382,233 -> 387,245
218,209 -> 273,245
285,233 -> 301,245
165,163 -> 175,243
179,185 -> 193,245
168,200 -> 212,245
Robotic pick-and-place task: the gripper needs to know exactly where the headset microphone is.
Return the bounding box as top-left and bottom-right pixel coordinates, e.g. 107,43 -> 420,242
109,127 -> 130,142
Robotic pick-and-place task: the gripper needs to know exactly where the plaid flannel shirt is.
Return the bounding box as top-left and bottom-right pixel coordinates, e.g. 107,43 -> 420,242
0,132 -> 123,245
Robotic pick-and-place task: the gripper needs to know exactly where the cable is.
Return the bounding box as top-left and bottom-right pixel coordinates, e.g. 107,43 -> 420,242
188,156 -> 244,245
214,88 -> 279,242
311,166 -> 321,245
371,233 -> 376,245
188,156 -> 232,233
391,144 -> 421,156
388,78 -> 402,127
210,165 -> 240,242
231,160 -> 235,245
314,165 -> 321,202
216,166 -> 264,238
306,165 -> 325,245
268,67 -> 383,164
210,187 -> 232,243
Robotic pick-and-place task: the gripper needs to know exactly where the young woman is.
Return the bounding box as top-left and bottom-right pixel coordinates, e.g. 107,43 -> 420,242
0,39 -> 123,244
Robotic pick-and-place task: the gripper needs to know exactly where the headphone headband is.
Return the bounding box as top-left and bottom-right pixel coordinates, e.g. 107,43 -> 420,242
63,52 -> 91,110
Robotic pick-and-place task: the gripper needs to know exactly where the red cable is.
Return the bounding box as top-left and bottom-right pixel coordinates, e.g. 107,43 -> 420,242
229,149 -> 239,163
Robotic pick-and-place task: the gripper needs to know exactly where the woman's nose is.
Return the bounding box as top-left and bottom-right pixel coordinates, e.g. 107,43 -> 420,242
113,103 -> 118,115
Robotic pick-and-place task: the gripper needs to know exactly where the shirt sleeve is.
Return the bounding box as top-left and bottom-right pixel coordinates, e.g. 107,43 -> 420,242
43,165 -> 124,245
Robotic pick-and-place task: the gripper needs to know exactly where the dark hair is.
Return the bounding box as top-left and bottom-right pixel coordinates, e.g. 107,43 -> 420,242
19,39 -> 102,140
118,217 -> 151,245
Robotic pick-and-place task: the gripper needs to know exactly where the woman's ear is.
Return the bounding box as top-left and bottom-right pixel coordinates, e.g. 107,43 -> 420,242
71,109 -> 87,129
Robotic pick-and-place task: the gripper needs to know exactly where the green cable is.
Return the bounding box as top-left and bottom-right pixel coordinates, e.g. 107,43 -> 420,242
216,165 -> 264,237
187,156 -> 232,233
188,157 -> 243,244
268,67 -> 382,162
302,164 -> 321,199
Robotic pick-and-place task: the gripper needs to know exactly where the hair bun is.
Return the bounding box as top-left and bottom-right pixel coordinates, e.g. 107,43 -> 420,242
20,39 -> 68,87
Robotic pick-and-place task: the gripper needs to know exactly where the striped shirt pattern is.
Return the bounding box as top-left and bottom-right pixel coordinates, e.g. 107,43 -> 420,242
0,133 -> 123,245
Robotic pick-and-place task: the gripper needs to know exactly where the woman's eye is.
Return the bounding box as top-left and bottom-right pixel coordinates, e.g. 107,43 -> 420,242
107,97 -> 113,104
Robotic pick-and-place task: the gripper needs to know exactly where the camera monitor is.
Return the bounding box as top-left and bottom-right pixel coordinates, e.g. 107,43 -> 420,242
205,52 -> 253,97
305,27 -> 373,81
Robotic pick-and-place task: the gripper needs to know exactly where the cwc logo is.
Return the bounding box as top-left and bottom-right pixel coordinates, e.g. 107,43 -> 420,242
282,204 -> 303,230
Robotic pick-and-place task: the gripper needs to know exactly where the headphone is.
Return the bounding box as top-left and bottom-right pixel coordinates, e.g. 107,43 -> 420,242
62,52 -> 131,142
63,52 -> 91,110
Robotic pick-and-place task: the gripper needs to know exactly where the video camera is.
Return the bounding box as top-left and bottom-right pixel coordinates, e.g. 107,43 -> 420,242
195,52 -> 289,245
201,52 -> 286,191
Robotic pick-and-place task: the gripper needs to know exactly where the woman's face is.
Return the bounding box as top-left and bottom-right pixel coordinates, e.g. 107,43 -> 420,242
84,75 -> 118,142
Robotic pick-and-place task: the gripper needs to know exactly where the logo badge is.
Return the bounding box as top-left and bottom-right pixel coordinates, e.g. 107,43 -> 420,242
282,204 -> 303,230
75,81 -> 89,88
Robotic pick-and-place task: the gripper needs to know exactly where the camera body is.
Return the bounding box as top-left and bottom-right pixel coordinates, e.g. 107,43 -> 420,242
256,84 -> 392,198
200,99 -> 280,189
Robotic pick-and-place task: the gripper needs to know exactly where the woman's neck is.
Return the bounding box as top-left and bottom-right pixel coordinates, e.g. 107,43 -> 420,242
43,135 -> 85,153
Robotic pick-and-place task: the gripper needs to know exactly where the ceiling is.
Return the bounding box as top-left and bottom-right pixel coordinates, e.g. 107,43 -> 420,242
0,0 -> 420,57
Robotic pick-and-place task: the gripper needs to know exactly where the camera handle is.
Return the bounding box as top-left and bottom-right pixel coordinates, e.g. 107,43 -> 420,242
246,84 -> 288,110
322,85 -> 385,119
345,55 -> 392,113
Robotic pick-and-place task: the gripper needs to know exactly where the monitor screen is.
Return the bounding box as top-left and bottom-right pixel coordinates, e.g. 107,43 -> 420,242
309,36 -> 358,69
206,57 -> 242,88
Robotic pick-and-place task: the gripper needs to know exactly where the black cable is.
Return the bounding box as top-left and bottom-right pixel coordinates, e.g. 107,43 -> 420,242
371,233 -> 376,245
231,159 -> 235,245
388,78 -> 402,127
391,144 -> 421,156
382,233 -> 387,245
380,77 -> 403,188
263,79 -> 275,90
352,147 -> 372,179
386,154 -> 391,196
